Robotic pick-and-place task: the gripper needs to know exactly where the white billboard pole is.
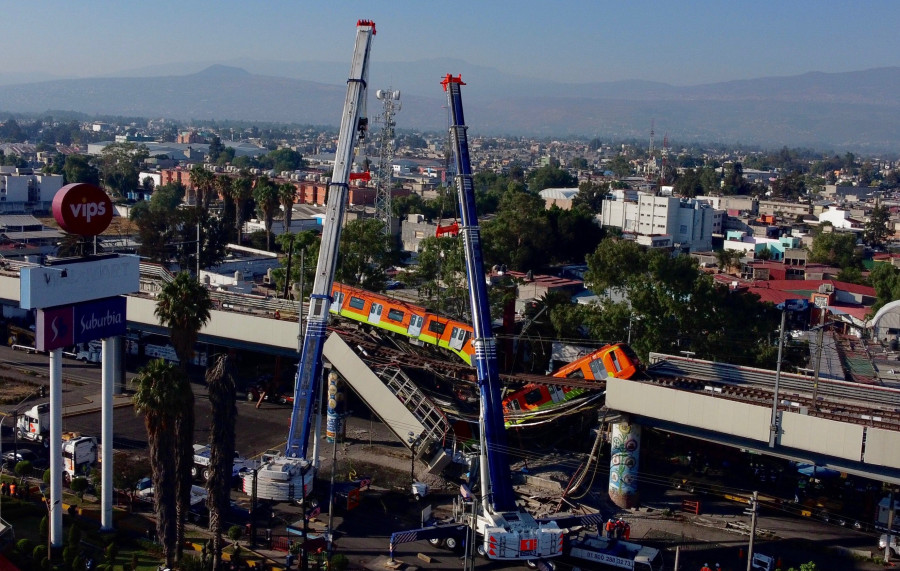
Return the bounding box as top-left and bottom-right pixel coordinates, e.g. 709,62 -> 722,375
49,349 -> 63,549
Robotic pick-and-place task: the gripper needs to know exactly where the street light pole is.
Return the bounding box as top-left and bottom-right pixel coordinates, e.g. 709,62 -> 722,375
769,306 -> 788,448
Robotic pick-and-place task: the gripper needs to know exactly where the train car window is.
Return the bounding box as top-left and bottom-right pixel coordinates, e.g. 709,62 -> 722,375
348,296 -> 365,310
565,368 -> 585,379
387,308 -> 404,322
506,399 -> 521,411
523,388 -> 544,406
452,327 -> 468,341
609,350 -> 623,372
428,321 -> 446,335
411,315 -> 423,327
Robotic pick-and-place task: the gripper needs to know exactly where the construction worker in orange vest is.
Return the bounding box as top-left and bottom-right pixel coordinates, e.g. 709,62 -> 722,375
605,518 -> 615,538
700,564 -> 712,571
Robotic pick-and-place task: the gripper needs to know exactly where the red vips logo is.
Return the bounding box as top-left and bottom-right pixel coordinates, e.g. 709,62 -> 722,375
52,183 -> 114,236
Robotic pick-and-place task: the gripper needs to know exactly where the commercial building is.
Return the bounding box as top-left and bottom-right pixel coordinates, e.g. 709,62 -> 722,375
600,191 -> 723,252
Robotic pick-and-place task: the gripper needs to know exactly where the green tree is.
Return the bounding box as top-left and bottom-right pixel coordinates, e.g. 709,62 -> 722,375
482,188 -> 549,272
133,359 -> 187,569
607,155 -> 633,178
868,263 -> 900,314
526,164 -> 577,191
70,476 -> 89,500
273,231 -> 320,299
231,172 -> 255,243
190,164 -> 215,209
336,218 -> 397,290
722,162 -> 750,195
808,229 -> 859,269
204,355 -> 238,571
673,168 -> 703,198
572,181 -> 608,213
865,203 -> 891,246
545,205 -> 604,265
279,182 -> 297,234
208,135 -> 226,163
98,142 -> 149,198
254,175 -> 281,250
62,154 -> 100,186
154,271 -> 212,563
409,236 -> 468,319
264,148 -> 305,173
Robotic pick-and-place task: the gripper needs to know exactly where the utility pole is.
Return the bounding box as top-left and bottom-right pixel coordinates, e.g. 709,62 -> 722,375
746,491 -> 758,571
886,488 -> 896,564
769,307 -> 788,447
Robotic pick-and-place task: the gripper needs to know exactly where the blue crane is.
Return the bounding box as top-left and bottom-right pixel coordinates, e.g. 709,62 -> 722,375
285,20 -> 376,462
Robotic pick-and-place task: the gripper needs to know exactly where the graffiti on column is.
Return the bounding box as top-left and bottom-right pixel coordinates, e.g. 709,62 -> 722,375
609,419 -> 641,506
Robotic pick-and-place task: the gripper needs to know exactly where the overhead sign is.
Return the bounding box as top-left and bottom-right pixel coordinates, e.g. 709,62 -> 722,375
52,183 -> 114,236
36,296 -> 127,351
20,254 -> 140,309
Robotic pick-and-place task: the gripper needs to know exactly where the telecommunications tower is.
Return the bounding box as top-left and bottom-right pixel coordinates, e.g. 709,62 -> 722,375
374,88 -> 401,235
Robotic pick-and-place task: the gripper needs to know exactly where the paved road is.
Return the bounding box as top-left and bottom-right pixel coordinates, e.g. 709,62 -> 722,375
0,346 -> 890,570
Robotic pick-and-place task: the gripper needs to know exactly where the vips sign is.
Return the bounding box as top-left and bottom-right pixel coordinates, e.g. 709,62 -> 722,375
52,183 -> 114,236
36,296 -> 127,352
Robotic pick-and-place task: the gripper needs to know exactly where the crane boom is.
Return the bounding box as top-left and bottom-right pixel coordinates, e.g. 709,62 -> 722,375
285,19 -> 376,461
442,74 -> 516,513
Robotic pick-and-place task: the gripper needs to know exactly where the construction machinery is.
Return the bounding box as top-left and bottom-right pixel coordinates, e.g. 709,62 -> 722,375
389,75 -> 604,565
241,19 -> 376,502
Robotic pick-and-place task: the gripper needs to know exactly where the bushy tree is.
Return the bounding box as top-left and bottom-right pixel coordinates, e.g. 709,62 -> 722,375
336,218 -> 398,290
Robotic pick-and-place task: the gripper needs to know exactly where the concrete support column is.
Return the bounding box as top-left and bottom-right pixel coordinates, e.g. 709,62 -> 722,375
49,348 -> 64,549
608,416 -> 641,509
101,336 -> 118,531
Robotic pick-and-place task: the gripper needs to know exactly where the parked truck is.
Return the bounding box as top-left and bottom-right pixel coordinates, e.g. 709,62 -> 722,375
61,433 -> 98,484
192,444 -> 251,483
564,534 -> 664,571
64,341 -> 102,364
15,403 -> 50,447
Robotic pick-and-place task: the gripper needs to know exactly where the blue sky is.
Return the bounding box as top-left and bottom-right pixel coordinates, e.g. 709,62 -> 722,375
5,1 -> 899,85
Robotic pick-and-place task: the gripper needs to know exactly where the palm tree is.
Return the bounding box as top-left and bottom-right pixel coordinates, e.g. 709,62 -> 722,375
190,164 -> 215,209
232,172 -> 254,243
154,271 -> 213,562
253,175 -> 280,250
204,354 -> 238,570
133,359 -> 188,569
215,175 -> 238,241
279,182 -> 297,234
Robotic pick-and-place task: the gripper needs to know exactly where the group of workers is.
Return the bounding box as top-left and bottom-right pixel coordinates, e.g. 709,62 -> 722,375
604,518 -> 631,540
0,480 -> 26,498
700,563 -> 721,571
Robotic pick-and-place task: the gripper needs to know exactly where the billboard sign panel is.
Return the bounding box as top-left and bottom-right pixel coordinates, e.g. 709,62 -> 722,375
20,254 -> 139,309
36,296 -> 127,351
52,183 -> 114,236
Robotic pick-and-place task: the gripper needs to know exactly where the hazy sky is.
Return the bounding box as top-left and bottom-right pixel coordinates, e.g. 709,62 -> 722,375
6,0 -> 899,85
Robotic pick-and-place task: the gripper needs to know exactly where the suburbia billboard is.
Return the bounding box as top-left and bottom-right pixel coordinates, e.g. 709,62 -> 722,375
36,296 -> 127,352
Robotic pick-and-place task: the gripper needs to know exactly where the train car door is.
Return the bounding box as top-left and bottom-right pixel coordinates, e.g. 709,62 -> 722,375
407,314 -> 424,337
449,326 -> 468,351
331,291 -> 345,313
548,385 -> 566,403
367,302 -> 383,325
589,356 -> 609,379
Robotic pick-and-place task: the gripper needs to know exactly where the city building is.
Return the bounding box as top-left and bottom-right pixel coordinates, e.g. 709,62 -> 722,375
600,190 -> 723,252
0,168 -> 64,213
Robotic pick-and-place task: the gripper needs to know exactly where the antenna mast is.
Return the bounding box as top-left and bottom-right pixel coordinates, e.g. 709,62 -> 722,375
374,88 -> 401,235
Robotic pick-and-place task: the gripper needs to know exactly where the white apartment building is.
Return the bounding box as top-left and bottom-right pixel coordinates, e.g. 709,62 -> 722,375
0,168 -> 64,212
600,191 -> 723,252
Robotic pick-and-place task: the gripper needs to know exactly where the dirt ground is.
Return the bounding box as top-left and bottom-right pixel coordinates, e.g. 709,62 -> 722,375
0,368 -> 42,405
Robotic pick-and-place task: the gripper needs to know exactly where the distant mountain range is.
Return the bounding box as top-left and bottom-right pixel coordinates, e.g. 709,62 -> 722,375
1,61 -> 899,152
